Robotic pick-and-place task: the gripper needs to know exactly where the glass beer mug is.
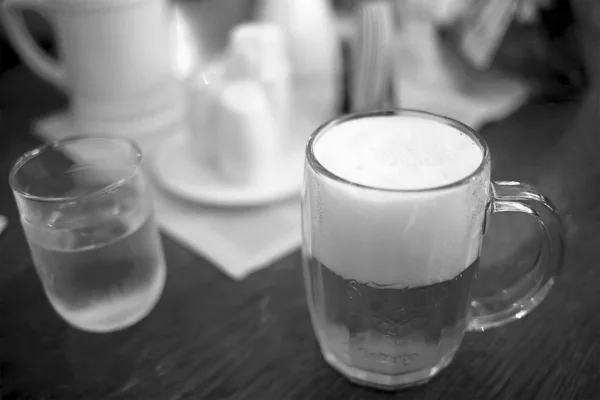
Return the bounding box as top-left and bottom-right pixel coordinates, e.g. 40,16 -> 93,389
301,110 -> 564,390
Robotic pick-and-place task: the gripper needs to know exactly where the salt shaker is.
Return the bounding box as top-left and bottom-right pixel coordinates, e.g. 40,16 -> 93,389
256,0 -> 342,120
224,23 -> 291,139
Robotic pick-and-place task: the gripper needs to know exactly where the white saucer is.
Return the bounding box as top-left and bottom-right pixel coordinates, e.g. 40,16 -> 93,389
152,132 -> 305,207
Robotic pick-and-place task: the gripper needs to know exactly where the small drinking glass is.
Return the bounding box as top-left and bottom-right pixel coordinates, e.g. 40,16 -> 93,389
10,137 -> 166,333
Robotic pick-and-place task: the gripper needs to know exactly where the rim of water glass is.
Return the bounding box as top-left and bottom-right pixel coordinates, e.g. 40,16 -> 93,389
306,109 -> 490,193
9,136 -> 143,203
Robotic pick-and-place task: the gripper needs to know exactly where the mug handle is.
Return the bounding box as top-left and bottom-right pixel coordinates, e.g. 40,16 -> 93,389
1,0 -> 66,88
468,181 -> 565,331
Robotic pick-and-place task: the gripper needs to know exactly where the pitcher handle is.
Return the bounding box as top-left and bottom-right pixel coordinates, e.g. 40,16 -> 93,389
1,0 -> 66,88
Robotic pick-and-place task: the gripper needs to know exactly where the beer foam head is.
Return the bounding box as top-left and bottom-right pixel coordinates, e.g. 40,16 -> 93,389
314,115 -> 483,190
306,114 -> 490,288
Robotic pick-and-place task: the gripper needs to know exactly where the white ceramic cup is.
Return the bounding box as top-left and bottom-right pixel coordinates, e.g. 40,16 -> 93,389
2,0 -> 180,128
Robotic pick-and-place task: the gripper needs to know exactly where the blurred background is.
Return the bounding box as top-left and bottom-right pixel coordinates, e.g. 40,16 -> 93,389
0,0 -> 593,99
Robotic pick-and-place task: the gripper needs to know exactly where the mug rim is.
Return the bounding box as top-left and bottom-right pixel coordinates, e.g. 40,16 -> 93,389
305,109 -> 491,194
9,136 -> 143,203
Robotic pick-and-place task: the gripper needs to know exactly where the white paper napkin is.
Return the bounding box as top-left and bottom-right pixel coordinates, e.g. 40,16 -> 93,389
152,187 -> 301,279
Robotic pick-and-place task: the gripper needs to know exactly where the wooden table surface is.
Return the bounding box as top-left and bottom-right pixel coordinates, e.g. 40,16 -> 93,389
1,66 -> 599,400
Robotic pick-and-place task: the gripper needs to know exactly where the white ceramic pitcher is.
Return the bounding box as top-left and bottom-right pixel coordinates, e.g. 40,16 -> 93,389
2,0 -> 180,129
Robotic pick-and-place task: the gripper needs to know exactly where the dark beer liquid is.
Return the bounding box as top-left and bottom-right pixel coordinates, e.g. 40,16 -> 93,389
305,256 -> 478,375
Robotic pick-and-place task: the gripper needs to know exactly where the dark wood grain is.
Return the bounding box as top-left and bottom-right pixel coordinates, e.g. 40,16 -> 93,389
2,60 -> 600,400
